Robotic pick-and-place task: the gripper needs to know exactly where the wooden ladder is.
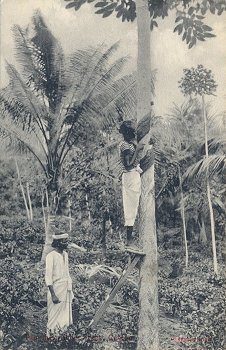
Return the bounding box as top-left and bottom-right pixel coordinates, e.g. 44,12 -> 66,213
89,252 -> 145,328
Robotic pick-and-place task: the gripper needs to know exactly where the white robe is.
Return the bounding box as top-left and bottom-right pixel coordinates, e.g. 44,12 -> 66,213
45,250 -> 74,335
122,169 -> 141,226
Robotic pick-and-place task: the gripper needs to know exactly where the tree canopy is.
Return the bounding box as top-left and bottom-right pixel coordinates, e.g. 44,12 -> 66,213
64,0 -> 226,48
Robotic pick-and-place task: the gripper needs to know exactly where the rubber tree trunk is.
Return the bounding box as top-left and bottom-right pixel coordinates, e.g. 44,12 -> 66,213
202,94 -> 218,274
136,0 -> 159,349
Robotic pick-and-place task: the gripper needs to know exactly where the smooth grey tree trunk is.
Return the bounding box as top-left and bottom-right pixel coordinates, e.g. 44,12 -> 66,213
41,190 -> 52,262
199,215 -> 207,245
178,166 -> 188,267
15,159 -> 30,221
202,94 -> 218,274
136,0 -> 159,349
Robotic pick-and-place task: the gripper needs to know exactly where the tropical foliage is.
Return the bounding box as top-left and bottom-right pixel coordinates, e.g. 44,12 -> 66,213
0,11 -> 139,214
64,0 -> 226,48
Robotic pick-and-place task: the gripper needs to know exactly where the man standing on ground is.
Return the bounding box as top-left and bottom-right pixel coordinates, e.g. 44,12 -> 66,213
45,232 -> 74,335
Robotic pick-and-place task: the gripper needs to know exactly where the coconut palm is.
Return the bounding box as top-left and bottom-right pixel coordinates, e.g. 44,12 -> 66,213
0,11 -> 138,259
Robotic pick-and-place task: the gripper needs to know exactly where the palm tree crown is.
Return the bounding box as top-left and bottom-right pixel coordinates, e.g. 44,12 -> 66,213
0,10 -> 139,208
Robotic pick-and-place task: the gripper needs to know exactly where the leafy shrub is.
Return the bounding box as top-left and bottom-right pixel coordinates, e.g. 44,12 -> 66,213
0,258 -> 44,349
159,251 -> 226,350
0,216 -> 43,262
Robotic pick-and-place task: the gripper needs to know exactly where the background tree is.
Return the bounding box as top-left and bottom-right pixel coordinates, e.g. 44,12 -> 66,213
183,108 -> 226,259
179,64 -> 218,274
64,0 -> 226,48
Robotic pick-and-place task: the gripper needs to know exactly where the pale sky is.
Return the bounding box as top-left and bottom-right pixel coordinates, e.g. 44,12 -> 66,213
0,0 -> 225,116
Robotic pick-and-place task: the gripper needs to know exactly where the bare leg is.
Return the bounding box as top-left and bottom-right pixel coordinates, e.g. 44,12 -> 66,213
125,226 -> 144,255
126,226 -> 133,245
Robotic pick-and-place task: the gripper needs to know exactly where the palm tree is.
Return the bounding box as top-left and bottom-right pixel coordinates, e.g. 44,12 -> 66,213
0,11 -> 137,260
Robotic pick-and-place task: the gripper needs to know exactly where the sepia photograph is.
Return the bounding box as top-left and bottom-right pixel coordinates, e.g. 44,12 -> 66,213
0,0 -> 225,349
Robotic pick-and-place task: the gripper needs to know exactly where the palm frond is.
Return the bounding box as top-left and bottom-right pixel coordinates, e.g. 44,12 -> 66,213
80,41 -> 121,95
0,117 -> 47,176
91,74 -> 136,114
5,63 -> 48,119
85,56 -> 129,100
209,136 -> 226,150
166,98 -> 202,143
64,45 -> 107,107
183,154 -> 226,180
12,25 -> 41,85
0,90 -> 32,129
64,73 -> 137,136
30,10 -> 66,112
207,110 -> 226,135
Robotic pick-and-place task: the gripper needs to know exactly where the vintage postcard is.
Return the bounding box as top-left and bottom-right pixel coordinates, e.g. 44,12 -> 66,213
0,0 -> 225,349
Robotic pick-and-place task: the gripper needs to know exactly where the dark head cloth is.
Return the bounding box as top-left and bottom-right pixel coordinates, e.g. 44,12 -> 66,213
119,120 -> 136,134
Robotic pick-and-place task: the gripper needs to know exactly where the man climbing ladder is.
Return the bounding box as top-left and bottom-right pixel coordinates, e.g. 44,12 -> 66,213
89,117 -> 154,329
119,120 -> 145,254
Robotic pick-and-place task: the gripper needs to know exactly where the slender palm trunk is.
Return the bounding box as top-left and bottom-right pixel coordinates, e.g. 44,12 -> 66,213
41,172 -> 63,261
136,0 -> 159,349
178,166 -> 188,267
202,94 -> 218,274
85,193 -> 91,222
15,159 -> 30,221
199,214 -> 207,245
41,189 -> 52,262
68,198 -> 72,232
102,213 -> 107,257
41,191 -> 47,233
26,182 -> 33,222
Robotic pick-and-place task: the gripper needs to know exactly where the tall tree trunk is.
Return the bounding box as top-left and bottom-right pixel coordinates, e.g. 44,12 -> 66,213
221,164 -> 226,262
41,189 -> 52,262
85,193 -> 91,222
101,211 -> 107,258
199,215 -> 207,245
15,159 -> 30,221
26,182 -> 33,222
178,166 -> 188,268
202,94 -> 218,274
68,198 -> 72,232
41,173 -> 63,261
136,1 -> 159,349
41,191 -> 47,233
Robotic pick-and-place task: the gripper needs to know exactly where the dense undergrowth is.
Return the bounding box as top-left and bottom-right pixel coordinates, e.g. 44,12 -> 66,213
0,215 -> 225,350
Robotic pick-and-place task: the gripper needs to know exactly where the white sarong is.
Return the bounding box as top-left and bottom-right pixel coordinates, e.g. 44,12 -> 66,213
47,279 -> 73,336
45,250 -> 74,336
122,169 -> 141,226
